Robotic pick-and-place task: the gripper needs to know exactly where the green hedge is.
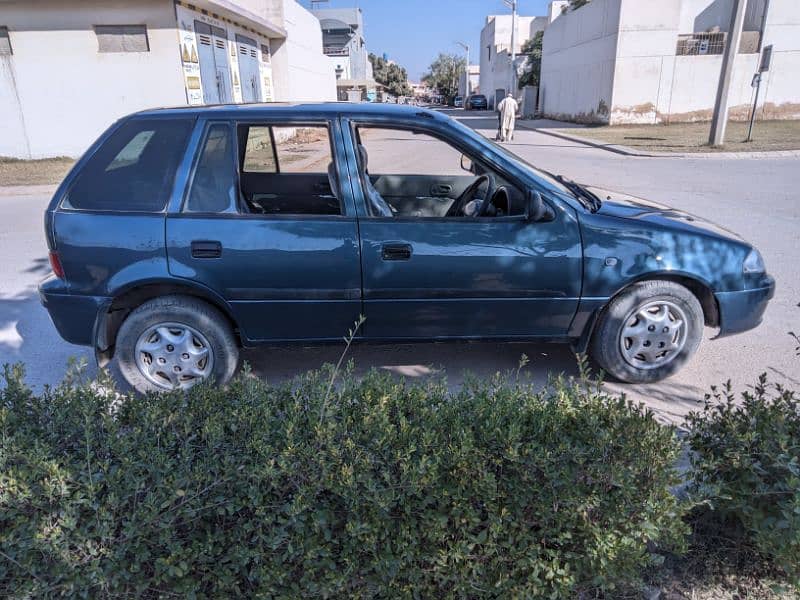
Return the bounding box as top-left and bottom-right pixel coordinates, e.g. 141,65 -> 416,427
0,363 -> 686,598
686,375 -> 800,580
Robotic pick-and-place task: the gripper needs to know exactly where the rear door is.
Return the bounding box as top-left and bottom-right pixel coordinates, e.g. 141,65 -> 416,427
166,116 -> 362,343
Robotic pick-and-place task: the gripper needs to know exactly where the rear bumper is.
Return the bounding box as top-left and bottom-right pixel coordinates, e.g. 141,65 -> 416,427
715,276 -> 775,337
39,276 -> 109,347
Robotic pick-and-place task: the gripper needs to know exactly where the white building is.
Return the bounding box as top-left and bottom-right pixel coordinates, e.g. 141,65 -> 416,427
539,0 -> 800,124
479,9 -> 561,109
459,64 -> 480,98
312,7 -> 377,101
0,0 -> 336,159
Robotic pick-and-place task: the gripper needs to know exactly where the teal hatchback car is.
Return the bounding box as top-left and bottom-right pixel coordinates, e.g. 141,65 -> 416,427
40,103 -> 774,392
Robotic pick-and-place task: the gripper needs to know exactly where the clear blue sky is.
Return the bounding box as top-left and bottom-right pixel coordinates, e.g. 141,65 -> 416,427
303,0 -> 551,81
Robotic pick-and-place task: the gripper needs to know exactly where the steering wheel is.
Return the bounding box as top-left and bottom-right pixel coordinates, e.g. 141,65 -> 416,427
445,174 -> 497,217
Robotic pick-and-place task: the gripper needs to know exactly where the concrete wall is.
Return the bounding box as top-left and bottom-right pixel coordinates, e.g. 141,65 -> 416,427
540,0 -> 800,125
611,0 -> 799,124
270,0 -> 335,102
0,0 -> 186,158
539,0 -> 620,123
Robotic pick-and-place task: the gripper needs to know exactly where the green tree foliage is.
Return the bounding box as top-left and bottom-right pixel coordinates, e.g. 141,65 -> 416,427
568,0 -> 591,9
368,53 -> 412,97
423,53 -> 466,102
518,30 -> 544,89
0,361 -> 687,597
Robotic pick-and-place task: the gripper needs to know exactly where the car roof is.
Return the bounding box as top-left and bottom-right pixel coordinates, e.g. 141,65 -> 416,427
132,102 -> 447,122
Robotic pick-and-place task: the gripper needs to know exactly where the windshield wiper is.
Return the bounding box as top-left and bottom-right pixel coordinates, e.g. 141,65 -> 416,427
551,174 -> 602,212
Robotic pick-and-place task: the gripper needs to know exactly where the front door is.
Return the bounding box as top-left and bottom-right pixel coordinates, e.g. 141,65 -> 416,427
166,118 -> 361,343
345,122 -> 582,340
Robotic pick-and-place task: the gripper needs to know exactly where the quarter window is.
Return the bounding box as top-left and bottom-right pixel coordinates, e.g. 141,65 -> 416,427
185,124 -> 239,213
64,118 -> 192,212
95,25 -> 149,53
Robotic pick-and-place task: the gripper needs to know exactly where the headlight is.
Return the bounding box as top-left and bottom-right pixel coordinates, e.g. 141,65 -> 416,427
743,248 -> 766,274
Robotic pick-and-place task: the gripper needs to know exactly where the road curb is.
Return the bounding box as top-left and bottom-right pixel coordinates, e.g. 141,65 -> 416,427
518,122 -> 800,159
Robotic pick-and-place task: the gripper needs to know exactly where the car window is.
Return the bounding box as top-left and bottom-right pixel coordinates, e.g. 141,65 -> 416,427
356,126 -> 526,219
63,118 -> 193,212
242,126 -> 276,173
358,128 -> 465,176
238,124 -> 341,216
185,123 -> 239,214
274,127 -> 332,173
242,126 -> 332,174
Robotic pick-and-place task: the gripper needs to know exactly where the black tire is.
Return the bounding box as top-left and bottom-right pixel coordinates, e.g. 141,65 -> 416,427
589,281 -> 704,383
114,295 -> 239,393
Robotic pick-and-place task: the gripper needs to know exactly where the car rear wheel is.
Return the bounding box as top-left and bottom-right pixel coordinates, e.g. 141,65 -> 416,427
589,281 -> 703,383
114,295 -> 239,393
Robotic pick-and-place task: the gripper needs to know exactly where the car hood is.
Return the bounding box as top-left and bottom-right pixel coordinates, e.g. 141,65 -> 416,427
585,185 -> 745,243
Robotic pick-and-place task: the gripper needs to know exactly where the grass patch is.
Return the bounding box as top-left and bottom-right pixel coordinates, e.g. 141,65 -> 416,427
0,156 -> 75,187
554,120 -> 800,153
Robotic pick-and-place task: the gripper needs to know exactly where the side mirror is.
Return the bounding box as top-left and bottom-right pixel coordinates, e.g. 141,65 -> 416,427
460,154 -> 473,173
527,190 -> 555,222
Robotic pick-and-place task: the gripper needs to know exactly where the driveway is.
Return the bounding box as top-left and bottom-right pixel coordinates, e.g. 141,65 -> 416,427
1,114 -> 798,424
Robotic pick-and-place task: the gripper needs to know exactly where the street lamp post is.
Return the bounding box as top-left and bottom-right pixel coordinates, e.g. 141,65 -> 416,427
503,0 -> 517,96
455,41 -> 470,95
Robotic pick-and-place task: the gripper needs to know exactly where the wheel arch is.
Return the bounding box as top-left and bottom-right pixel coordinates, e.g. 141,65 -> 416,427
575,273 -> 719,353
95,280 -> 242,366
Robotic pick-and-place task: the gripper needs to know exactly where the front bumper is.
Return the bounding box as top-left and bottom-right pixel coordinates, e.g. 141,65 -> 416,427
715,276 -> 776,337
39,276 -> 109,347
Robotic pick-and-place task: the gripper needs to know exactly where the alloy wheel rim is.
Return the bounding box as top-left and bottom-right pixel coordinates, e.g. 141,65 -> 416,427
134,322 -> 214,390
618,300 -> 688,370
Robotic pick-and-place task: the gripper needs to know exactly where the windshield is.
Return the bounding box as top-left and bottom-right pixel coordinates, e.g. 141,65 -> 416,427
447,117 -> 575,197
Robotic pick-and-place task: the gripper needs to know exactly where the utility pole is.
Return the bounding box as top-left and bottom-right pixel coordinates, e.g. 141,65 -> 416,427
709,0 -> 748,146
503,0 -> 517,95
455,41 -> 470,95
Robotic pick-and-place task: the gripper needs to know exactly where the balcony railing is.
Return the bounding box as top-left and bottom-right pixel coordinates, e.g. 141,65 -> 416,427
323,46 -> 350,56
676,31 -> 761,56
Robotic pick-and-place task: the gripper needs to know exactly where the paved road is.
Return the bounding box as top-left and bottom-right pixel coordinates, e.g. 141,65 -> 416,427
1,111 -> 798,424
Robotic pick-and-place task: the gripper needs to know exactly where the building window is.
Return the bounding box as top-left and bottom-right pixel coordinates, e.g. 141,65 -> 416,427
95,25 -> 149,53
0,26 -> 11,55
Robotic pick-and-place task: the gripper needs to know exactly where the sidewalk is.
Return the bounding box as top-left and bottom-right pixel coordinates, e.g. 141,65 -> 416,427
515,119 -> 800,159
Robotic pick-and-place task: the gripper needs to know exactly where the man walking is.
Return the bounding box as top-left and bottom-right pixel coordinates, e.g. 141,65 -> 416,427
496,92 -> 519,142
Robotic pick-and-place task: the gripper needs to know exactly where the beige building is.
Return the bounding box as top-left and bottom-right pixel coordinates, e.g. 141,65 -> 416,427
479,7 -> 564,109
0,0 -> 336,158
539,0 -> 800,124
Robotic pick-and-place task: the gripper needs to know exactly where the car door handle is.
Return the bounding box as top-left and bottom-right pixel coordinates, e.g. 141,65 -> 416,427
430,184 -> 452,196
381,243 -> 412,261
191,240 -> 222,259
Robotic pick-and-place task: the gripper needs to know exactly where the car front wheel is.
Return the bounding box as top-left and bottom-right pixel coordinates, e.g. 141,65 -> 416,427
114,295 -> 239,393
589,281 -> 704,383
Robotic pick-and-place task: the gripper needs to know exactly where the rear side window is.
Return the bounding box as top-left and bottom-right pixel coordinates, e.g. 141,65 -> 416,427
64,118 -> 193,212
241,125 -> 332,174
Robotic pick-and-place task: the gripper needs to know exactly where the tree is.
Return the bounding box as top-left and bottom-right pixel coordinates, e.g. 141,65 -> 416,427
565,0 -> 591,11
368,53 -> 413,97
423,53 -> 466,103
518,30 -> 544,89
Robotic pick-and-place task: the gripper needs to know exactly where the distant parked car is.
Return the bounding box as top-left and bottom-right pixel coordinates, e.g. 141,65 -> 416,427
466,94 -> 488,110
454,95 -> 464,108
41,103 -> 774,392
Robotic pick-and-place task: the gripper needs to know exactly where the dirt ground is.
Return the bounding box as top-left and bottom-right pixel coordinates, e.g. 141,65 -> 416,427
553,120 -> 800,153
0,157 -> 75,186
